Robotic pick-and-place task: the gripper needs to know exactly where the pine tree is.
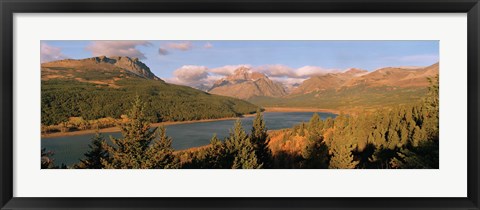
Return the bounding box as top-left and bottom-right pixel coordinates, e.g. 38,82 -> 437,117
411,126 -> 426,147
301,138 -> 329,169
251,109 -> 272,168
423,75 -> 439,141
227,120 -> 262,169
308,113 -> 321,137
75,132 -> 108,169
232,141 -> 262,169
390,139 -> 439,169
299,113 -> 329,168
143,126 -> 177,169
101,96 -> 176,169
202,134 -> 228,168
329,142 -> 359,169
298,122 -> 306,136
324,117 -> 334,129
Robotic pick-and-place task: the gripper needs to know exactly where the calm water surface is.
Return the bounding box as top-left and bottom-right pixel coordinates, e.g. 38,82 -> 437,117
41,112 -> 336,166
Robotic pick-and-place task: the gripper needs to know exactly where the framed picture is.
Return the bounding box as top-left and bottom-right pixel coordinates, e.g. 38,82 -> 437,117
1,0 -> 479,209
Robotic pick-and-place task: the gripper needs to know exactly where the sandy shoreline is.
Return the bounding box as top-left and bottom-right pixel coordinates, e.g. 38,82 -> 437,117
41,115 -> 254,138
41,107 -> 337,138
263,107 -> 340,114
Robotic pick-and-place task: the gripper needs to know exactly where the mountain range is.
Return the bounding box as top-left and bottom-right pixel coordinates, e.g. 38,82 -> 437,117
41,55 -> 439,123
290,63 -> 438,95
249,63 -> 439,109
204,63 -> 438,107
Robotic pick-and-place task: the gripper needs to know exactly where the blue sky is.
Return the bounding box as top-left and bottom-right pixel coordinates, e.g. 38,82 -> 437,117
41,40 -> 439,87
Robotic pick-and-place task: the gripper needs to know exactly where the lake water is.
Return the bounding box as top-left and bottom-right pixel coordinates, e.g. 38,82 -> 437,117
41,112 -> 336,166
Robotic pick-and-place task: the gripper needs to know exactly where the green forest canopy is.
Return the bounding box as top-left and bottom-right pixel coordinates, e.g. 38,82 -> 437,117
41,78 -> 259,126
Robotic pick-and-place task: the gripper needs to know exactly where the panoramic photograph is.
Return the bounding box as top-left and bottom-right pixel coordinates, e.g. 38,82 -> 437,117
40,40 -> 439,169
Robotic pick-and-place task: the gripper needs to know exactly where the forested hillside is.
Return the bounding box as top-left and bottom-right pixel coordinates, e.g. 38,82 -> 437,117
41,57 -> 259,132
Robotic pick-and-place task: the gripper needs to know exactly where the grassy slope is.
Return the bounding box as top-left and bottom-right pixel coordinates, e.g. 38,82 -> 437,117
249,84 -> 428,110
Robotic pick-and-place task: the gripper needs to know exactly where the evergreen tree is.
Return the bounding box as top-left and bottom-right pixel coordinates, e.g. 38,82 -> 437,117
75,132 -> 108,169
251,109 -> 272,168
299,113 -> 329,168
101,96 -> 176,169
308,113 -> 322,138
203,134 -> 228,168
301,138 -> 330,169
143,126 -> 177,169
324,117 -> 334,129
390,139 -> 439,169
232,142 -> 262,169
227,120 -> 262,169
423,75 -> 439,141
181,134 -> 228,169
329,142 -> 359,169
298,122 -> 306,136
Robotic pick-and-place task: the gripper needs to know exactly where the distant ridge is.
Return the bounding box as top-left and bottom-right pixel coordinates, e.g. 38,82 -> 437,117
291,68 -> 369,95
42,56 -> 162,81
291,63 -> 438,95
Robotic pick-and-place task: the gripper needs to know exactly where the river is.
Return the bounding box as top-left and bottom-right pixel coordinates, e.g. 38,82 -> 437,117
41,112 -> 337,166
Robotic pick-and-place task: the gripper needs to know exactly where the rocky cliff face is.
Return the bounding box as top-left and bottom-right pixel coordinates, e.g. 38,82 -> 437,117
42,56 -> 162,81
208,67 -> 287,99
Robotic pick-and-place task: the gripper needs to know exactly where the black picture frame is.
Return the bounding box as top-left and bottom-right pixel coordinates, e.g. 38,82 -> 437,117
1,0 -> 479,209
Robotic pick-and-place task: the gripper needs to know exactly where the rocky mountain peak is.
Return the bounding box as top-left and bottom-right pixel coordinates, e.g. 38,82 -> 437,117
226,66 -> 267,81
233,66 -> 251,74
43,56 -> 162,81
96,56 -> 160,80
208,67 -> 286,99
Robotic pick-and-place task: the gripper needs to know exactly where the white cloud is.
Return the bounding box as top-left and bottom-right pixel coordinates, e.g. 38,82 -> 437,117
40,42 -> 69,63
85,41 -> 152,59
173,65 -> 208,83
168,65 -> 251,88
168,65 -> 221,88
209,65 -> 251,76
253,64 -> 335,78
296,66 -> 336,77
204,42 -> 213,49
270,76 -> 307,86
165,41 -> 193,51
253,65 -> 295,77
166,64 -> 337,89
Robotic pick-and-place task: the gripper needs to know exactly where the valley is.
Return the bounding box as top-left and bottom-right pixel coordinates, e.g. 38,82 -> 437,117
39,40 -> 439,170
